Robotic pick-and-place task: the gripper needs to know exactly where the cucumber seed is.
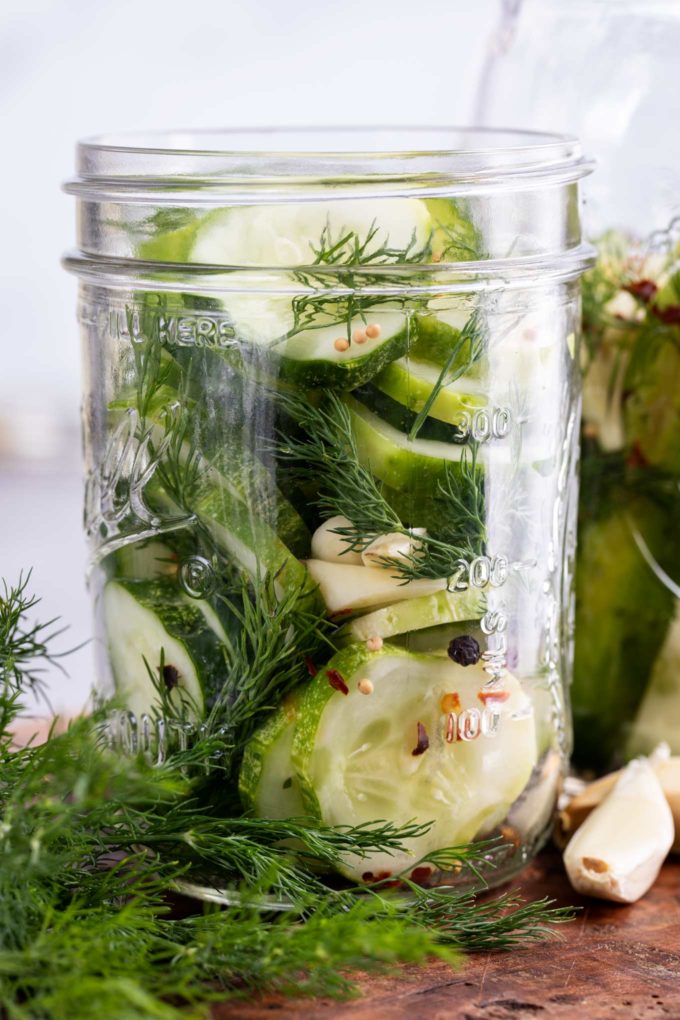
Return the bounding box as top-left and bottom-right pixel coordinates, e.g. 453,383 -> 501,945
366,635 -> 383,652
352,328 -> 368,344
334,337 -> 350,352
365,323 -> 381,339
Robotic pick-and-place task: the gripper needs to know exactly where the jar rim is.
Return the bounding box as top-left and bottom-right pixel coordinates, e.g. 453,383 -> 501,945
65,125 -> 593,197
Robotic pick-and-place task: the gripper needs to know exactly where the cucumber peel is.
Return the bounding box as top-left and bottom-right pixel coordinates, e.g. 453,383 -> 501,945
239,694 -> 305,817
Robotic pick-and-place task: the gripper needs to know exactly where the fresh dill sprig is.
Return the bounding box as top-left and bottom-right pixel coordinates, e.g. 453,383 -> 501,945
291,219 -> 433,335
380,447 -> 486,582
398,885 -> 575,952
276,390 -> 402,551
275,391 -> 485,581
0,573 -> 576,1017
202,570 -> 331,768
0,571 -> 73,718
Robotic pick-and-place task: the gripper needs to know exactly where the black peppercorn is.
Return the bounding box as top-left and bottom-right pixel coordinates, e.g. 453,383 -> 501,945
162,664 -> 180,690
447,635 -> 481,667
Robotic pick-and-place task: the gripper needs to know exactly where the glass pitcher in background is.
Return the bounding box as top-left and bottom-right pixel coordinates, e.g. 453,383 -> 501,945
475,0 -> 680,769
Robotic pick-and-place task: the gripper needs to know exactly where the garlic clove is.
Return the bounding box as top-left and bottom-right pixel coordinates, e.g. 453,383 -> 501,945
563,758 -> 674,903
558,751 -> 680,852
360,529 -> 426,568
310,516 -> 363,565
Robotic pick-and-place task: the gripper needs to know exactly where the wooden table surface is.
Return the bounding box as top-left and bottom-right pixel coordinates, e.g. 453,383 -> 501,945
213,849 -> 680,1020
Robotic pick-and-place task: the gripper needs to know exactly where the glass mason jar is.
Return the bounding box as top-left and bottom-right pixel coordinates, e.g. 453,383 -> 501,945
64,128 -> 593,888
476,1 -> 680,770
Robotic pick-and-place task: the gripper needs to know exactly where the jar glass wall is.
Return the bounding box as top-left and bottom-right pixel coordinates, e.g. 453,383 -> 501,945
477,2 -> 680,769
65,128 -> 593,887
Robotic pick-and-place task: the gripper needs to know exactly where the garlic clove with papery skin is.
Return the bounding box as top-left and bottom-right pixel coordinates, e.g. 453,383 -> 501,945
558,748 -> 680,853
563,757 -> 674,903
361,529 -> 426,568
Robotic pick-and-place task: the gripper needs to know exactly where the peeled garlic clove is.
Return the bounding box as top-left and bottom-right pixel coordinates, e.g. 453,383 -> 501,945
563,758 -> 674,903
311,516 -> 363,564
361,529 -> 426,568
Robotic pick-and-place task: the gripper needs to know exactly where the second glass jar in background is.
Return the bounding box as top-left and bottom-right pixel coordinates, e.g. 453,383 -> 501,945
476,0 -> 680,769
65,128 -> 593,886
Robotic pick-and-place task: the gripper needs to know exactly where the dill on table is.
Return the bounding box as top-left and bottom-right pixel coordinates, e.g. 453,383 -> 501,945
0,572 -> 575,1019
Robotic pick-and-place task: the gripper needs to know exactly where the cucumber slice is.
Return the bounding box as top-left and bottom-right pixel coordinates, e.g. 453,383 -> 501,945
103,580 -> 226,721
353,385 -> 467,444
291,645 -> 537,879
335,588 -> 485,644
271,310 -> 411,390
207,447 -> 311,560
190,200 -> 433,272
426,198 -> 480,263
346,396 -> 475,492
197,483 -> 310,596
390,621 -> 482,656
188,199 -> 432,349
375,357 -> 485,427
239,695 -> 305,817
409,311 -> 471,367
303,559 -> 446,616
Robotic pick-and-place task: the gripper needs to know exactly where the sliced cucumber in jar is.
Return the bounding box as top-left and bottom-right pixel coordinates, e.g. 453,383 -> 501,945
375,357 -> 485,428
335,587 -> 485,644
408,311 -> 474,368
289,645 -> 537,880
187,199 -> 432,349
197,482 -> 311,596
270,310 -> 412,390
345,395 -> 477,492
102,579 -> 227,722
390,621 -> 483,656
239,694 -> 305,818
353,384 -> 471,444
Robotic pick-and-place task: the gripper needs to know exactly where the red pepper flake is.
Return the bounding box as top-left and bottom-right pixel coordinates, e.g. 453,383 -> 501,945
331,608 -> 354,618
625,279 -> 658,303
361,871 -> 374,882
327,668 -> 349,695
654,303 -> 680,325
477,689 -> 510,706
440,692 -> 461,714
412,721 -> 429,756
304,655 -> 318,677
626,441 -> 649,470
410,866 -> 433,886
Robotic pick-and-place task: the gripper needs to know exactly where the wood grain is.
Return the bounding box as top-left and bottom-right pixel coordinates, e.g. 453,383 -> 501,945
212,850 -> 680,1020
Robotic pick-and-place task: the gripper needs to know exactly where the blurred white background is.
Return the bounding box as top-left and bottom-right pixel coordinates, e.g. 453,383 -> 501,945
0,0 -> 499,709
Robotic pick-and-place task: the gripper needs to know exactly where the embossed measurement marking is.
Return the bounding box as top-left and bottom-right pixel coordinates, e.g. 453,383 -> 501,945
448,554 -> 509,592
453,406 -> 512,443
444,706 -> 502,743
